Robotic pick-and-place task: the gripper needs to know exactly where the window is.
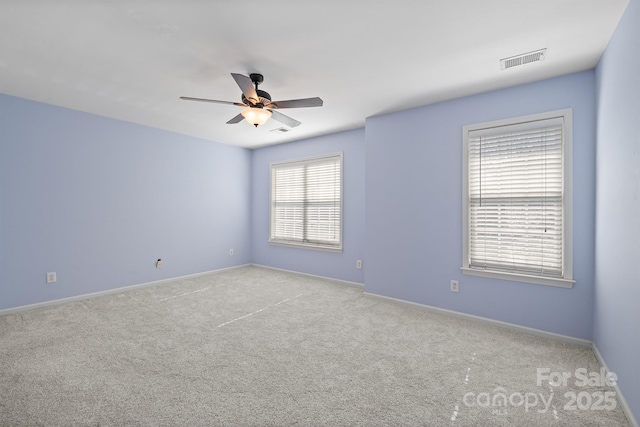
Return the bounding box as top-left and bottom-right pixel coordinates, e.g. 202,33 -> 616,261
462,110 -> 573,288
270,153 -> 342,251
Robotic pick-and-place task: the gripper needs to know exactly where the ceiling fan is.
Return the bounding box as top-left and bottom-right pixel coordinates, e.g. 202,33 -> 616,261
180,73 -> 323,128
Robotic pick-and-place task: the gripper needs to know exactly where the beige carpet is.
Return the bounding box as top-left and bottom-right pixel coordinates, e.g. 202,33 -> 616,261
0,266 -> 631,426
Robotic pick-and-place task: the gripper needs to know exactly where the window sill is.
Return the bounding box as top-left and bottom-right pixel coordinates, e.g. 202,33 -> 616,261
269,240 -> 343,253
461,267 -> 575,288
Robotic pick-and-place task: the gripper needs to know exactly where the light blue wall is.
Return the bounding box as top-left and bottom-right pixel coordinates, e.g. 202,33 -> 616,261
251,129 -> 365,283
365,71 -> 597,340
0,94 -> 252,310
594,0 -> 640,421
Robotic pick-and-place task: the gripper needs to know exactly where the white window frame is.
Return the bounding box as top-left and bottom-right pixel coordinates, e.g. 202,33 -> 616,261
462,109 -> 574,288
269,152 -> 343,252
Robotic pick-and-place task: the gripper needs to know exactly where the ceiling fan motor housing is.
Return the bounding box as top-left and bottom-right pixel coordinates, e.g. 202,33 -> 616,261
242,89 -> 271,107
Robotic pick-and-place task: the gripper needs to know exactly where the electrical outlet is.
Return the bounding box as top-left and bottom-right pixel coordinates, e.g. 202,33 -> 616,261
156,259 -> 163,269
229,249 -> 234,256
46,272 -> 57,284
450,280 -> 459,293
356,259 -> 362,269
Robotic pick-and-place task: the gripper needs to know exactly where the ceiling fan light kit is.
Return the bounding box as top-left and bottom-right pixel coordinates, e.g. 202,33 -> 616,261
241,107 -> 272,127
181,73 -> 323,128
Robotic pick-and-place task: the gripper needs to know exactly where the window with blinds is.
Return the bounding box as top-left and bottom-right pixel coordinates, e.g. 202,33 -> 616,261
462,110 -> 573,287
270,153 -> 342,251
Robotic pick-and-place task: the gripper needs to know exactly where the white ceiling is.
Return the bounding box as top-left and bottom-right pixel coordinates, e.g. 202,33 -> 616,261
0,1 -> 629,149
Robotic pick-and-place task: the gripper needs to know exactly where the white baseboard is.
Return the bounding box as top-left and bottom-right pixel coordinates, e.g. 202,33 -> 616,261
250,264 -> 364,289
250,264 -> 589,346
592,343 -> 639,427
364,291 -> 592,348
0,264 -> 250,316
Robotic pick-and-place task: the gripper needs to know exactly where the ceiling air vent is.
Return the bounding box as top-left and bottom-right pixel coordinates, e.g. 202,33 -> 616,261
270,127 -> 290,133
500,49 -> 546,70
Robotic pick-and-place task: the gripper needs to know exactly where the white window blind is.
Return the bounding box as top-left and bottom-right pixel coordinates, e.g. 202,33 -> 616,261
463,110 -> 573,286
270,153 -> 342,251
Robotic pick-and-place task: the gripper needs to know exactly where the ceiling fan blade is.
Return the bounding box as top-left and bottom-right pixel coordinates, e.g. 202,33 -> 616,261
231,73 -> 259,105
266,97 -> 323,109
226,113 -> 245,124
180,96 -> 245,107
269,109 -> 301,128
